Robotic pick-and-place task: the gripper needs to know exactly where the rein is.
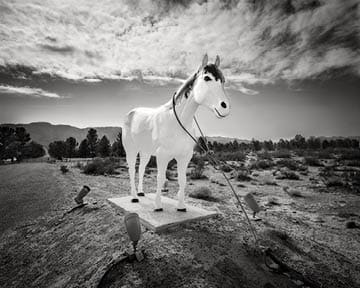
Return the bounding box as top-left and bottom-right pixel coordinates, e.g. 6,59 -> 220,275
171,87 -> 259,243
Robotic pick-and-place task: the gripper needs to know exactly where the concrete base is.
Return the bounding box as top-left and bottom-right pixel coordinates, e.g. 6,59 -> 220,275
108,193 -> 218,232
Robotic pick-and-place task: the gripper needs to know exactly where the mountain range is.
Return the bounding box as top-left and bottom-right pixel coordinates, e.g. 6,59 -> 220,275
0,122 -> 121,147
1,122 -> 358,147
0,122 -> 242,147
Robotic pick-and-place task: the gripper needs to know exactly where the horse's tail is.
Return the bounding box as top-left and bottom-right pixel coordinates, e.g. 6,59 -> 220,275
122,109 -> 136,146
124,110 -> 135,130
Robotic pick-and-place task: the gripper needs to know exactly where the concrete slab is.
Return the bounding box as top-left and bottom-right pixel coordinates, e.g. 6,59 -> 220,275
108,193 -> 218,232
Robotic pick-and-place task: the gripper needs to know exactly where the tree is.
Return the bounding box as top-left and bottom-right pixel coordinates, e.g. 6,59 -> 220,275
112,131 -> 125,157
0,126 -> 32,161
264,140 -> 274,151
194,136 -> 208,153
78,139 -> 90,158
21,141 -> 45,158
15,127 -> 30,144
48,141 -> 67,160
65,137 -> 78,158
86,128 -> 98,157
97,135 -> 111,157
307,136 -> 321,150
251,139 -> 261,151
290,134 -> 306,149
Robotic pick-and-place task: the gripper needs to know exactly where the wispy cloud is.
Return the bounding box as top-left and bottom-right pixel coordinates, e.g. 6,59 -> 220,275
0,0 -> 358,91
0,85 -> 64,98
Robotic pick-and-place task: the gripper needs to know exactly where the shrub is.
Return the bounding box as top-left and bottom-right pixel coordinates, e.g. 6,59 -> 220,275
236,170 -> 252,181
346,160 -> 360,167
215,151 -> 246,162
191,154 -> 206,166
326,177 -> 343,187
250,159 -> 274,170
83,158 -> 120,175
147,156 -> 157,168
264,180 -> 278,186
276,159 -> 299,171
318,150 -> 334,159
75,162 -> 84,169
189,186 -> 217,201
271,150 -> 291,158
257,151 -> 272,160
220,164 -> 233,173
60,165 -> 69,174
340,150 -> 360,160
304,157 -> 323,167
276,171 -> 300,180
267,197 -> 280,206
189,165 -> 207,180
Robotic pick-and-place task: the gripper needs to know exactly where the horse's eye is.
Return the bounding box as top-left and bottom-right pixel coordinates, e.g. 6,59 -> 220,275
204,76 -> 212,82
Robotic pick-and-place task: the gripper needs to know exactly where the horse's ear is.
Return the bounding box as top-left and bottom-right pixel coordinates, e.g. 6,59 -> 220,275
201,54 -> 208,68
215,55 -> 220,67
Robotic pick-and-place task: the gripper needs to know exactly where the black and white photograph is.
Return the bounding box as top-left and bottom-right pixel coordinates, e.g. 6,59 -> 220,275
0,0 -> 359,287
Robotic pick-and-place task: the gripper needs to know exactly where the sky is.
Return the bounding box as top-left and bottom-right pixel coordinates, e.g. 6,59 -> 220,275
0,0 -> 359,140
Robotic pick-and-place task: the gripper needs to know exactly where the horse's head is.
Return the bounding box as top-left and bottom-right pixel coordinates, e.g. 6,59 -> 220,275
193,54 -> 230,118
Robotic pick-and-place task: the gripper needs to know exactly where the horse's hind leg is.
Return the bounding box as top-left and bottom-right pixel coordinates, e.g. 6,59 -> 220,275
176,152 -> 192,212
126,150 -> 139,203
138,152 -> 151,196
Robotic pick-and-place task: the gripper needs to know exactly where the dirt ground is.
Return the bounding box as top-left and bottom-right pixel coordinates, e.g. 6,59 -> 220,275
0,159 -> 359,288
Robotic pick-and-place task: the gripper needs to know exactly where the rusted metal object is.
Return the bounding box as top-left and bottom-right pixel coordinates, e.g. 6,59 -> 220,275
74,185 -> 91,204
244,192 -> 261,218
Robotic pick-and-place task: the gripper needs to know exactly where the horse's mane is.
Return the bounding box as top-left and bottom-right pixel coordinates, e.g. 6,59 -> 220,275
163,72 -> 197,109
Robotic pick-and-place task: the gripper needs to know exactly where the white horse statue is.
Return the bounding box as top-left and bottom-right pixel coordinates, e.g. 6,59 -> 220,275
122,54 -> 230,212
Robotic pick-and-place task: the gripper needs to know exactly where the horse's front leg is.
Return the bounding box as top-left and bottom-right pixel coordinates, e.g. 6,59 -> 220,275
176,152 -> 192,212
154,154 -> 169,211
138,153 -> 151,196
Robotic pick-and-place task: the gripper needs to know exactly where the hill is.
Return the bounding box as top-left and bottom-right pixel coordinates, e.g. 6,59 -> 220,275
0,122 -> 121,147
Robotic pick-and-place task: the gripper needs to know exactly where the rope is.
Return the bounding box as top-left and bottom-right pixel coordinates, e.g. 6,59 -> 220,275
172,91 -> 259,243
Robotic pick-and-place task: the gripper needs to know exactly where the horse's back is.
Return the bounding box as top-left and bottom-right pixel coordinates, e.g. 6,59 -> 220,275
123,107 -> 159,154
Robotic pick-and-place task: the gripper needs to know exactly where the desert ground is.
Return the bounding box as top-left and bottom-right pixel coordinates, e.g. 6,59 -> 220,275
0,153 -> 359,288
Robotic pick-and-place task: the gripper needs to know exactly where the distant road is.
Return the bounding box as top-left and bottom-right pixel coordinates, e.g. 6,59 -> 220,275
0,163 -> 66,234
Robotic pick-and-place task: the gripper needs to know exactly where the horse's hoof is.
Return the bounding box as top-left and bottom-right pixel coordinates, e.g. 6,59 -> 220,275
131,198 -> 139,203
137,193 -> 145,196
177,208 -> 187,212
154,208 -> 163,212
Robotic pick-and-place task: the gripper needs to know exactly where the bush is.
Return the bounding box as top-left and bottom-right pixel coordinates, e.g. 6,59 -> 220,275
250,159 -> 274,170
189,186 -> 217,201
189,165 -> 207,180
276,171 -> 300,180
215,151 -> 246,162
318,150 -> 334,159
236,170 -> 252,181
60,165 -> 69,174
220,164 -> 233,173
83,158 -> 120,175
345,160 -> 360,167
304,157 -> 323,167
257,151 -> 272,160
147,156 -> 157,168
271,150 -> 291,158
340,150 -> 360,160
75,162 -> 84,169
326,177 -> 343,187
276,159 -> 299,171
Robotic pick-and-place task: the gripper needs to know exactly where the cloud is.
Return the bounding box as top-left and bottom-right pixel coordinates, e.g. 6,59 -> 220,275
0,85 -> 65,98
0,0 -> 358,91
